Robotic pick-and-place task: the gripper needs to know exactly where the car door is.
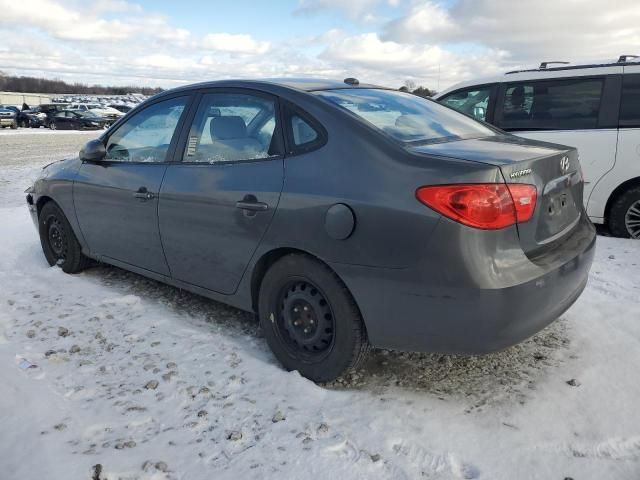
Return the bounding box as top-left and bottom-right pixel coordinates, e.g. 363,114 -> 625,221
74,94 -> 193,275
494,74 -> 621,207
158,89 -> 284,294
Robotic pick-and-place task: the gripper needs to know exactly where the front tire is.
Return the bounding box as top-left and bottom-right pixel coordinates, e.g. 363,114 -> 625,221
39,202 -> 91,273
49,121 -> 57,130
608,186 -> 640,239
258,254 -> 369,382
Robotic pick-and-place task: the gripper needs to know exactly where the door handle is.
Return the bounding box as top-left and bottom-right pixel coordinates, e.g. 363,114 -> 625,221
133,187 -> 155,201
235,200 -> 269,211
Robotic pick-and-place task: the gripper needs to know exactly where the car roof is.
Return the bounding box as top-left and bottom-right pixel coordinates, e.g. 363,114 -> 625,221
156,78 -> 387,97
435,56 -> 640,98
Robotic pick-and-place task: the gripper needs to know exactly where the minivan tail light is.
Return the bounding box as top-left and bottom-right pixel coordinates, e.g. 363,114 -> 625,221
416,184 -> 537,230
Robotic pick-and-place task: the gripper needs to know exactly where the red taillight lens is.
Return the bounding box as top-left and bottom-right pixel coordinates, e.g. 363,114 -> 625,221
506,184 -> 537,223
416,183 -> 537,230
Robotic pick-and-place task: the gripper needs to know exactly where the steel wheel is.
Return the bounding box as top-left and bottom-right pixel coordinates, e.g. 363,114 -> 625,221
49,121 -> 57,130
46,216 -> 67,262
276,279 -> 335,361
625,200 -> 640,239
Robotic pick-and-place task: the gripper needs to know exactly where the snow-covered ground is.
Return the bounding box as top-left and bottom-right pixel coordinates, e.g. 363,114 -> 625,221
1,132 -> 639,480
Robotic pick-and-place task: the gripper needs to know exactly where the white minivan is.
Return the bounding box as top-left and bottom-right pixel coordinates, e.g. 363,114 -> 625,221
435,56 -> 640,238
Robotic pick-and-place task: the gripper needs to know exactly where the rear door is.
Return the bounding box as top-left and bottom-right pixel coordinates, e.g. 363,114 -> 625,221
74,94 -> 192,275
494,73 -> 621,207
158,89 -> 284,294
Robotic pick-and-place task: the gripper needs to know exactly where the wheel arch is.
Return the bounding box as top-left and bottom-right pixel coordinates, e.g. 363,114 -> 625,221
249,247 -> 360,316
604,176 -> 640,222
36,195 -> 56,217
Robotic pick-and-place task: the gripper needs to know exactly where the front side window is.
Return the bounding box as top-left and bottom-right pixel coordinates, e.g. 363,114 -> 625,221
440,87 -> 492,121
316,88 -> 495,144
105,96 -> 188,163
620,74 -> 640,127
183,92 -> 278,163
498,78 -> 604,130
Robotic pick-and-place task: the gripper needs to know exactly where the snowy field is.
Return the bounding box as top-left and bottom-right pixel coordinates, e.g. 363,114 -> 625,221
1,131 -> 639,480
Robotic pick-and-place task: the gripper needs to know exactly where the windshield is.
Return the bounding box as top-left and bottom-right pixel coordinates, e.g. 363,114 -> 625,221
315,88 -> 496,144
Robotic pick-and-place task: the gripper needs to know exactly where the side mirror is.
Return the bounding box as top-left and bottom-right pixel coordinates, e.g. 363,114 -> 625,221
79,139 -> 106,162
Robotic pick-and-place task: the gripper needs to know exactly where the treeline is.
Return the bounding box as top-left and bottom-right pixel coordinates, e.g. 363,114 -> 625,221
399,80 -> 435,98
0,72 -> 164,96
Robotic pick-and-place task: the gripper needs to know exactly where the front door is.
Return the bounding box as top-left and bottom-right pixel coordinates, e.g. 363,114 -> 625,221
159,90 -> 284,294
74,95 -> 192,275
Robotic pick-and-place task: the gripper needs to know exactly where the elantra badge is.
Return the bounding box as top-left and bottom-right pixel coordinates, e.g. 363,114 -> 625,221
560,156 -> 570,174
509,168 -> 532,179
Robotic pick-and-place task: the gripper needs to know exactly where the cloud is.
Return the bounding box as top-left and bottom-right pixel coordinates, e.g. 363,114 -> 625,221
383,0 -> 640,62
202,33 -> 270,55
294,0 -> 396,22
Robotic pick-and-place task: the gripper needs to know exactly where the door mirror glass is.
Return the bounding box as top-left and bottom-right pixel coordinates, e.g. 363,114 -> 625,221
79,139 -> 107,162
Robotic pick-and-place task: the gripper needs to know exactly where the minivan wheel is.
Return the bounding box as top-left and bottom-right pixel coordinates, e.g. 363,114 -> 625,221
39,202 -> 91,273
609,186 -> 640,239
258,254 -> 369,382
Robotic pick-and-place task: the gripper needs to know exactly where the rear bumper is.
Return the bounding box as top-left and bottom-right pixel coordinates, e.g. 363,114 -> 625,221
331,212 -> 596,353
0,118 -> 15,126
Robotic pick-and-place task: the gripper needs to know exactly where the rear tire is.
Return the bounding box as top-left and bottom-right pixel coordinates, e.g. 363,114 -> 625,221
49,121 -> 57,130
608,186 -> 640,239
258,254 -> 369,382
38,202 -> 91,273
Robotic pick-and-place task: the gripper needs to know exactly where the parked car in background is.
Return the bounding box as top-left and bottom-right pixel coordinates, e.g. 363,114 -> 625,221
49,110 -> 108,130
108,104 -> 133,113
68,103 -> 124,123
435,55 -> 640,238
0,105 -> 18,129
26,78 -> 595,382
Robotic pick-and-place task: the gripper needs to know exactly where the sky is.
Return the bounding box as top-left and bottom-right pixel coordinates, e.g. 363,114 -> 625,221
0,0 -> 639,91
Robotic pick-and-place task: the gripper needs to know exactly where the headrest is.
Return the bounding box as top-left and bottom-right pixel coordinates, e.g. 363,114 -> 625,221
210,115 -> 246,140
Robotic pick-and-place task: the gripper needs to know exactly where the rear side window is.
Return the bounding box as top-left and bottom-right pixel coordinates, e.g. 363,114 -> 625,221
291,115 -> 318,146
183,92 -> 280,163
620,74 -> 640,127
440,87 -> 492,121
497,78 -> 604,130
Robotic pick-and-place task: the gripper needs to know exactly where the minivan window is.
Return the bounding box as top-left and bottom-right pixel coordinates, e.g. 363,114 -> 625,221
316,88 -> 495,144
620,74 -> 640,127
498,78 -> 604,131
440,87 -> 492,121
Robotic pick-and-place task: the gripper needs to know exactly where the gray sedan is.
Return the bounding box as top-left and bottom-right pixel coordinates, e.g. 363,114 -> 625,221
26,78 -> 596,382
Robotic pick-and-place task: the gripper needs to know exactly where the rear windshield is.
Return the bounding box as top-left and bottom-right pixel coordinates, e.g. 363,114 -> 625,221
315,88 -> 495,144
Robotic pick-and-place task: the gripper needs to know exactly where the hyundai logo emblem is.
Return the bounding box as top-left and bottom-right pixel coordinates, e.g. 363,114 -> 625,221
560,156 -> 570,174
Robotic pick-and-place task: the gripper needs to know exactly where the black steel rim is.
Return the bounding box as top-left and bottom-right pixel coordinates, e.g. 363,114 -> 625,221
275,279 -> 335,361
625,200 -> 640,239
47,217 -> 67,259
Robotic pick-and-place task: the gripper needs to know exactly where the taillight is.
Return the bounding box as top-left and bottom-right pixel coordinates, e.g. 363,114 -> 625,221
416,183 -> 537,230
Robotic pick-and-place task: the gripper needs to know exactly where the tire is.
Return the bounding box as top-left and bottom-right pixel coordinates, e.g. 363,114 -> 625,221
49,121 -> 57,130
258,254 -> 369,382
608,186 -> 640,239
10,121 -> 17,129
38,202 -> 91,273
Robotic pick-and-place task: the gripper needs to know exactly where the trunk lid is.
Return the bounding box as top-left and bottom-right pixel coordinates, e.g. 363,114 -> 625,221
410,135 -> 583,254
